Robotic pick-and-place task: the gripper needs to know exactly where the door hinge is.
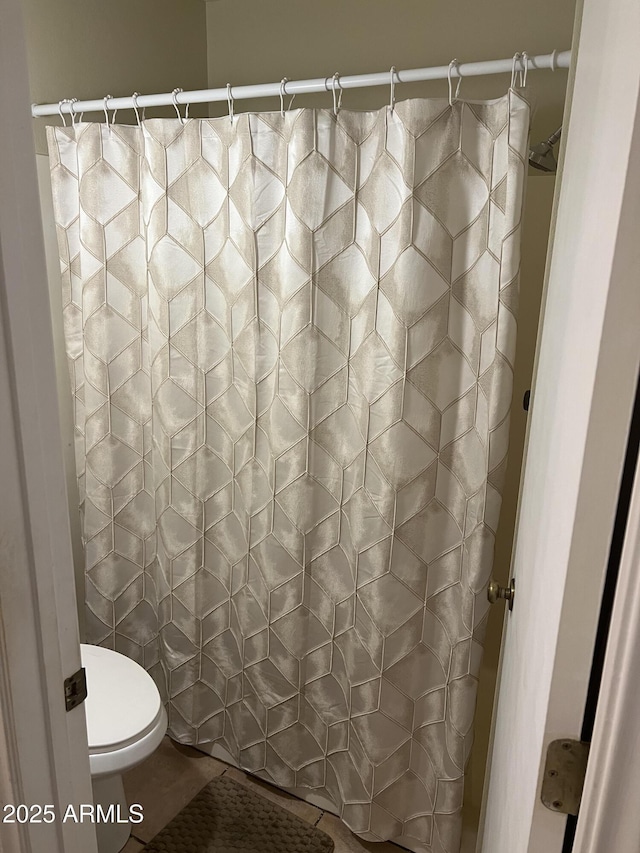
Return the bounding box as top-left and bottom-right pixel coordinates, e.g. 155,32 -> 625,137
64,667 -> 87,712
541,739 -> 590,816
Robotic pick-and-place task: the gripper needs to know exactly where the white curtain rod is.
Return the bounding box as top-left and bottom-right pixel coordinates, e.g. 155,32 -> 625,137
31,49 -> 571,118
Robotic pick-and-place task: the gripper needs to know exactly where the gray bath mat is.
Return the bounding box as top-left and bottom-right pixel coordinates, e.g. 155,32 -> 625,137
142,775 -> 334,853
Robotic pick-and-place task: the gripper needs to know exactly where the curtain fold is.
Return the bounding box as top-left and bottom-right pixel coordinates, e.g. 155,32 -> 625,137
48,91 -> 528,853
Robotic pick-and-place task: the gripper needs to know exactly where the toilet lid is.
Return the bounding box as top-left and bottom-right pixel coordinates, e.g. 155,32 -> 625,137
81,644 -> 163,752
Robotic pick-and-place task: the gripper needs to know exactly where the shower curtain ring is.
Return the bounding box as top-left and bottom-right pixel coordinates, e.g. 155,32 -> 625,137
389,66 -> 397,111
519,52 -> 529,87
69,98 -> 80,126
227,83 -> 234,124
58,98 -> 71,127
510,53 -> 522,89
172,88 -> 186,125
448,59 -> 461,106
103,94 -> 113,131
280,78 -> 288,117
331,72 -> 343,117
132,92 -> 142,127
550,49 -> 558,72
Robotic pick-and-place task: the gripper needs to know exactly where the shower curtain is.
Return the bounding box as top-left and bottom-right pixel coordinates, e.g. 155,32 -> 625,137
48,91 -> 528,853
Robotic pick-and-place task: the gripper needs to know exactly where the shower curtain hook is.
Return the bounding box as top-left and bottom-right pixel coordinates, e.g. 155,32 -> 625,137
448,59 -> 461,106
135,92 -> 147,122
519,52 -> 529,87
69,98 -> 79,127
58,99 -> 70,127
172,88 -> 186,125
132,92 -> 142,127
389,66 -> 397,112
227,83 -> 234,124
280,78 -> 288,117
510,53 -> 521,89
331,72 -> 343,117
103,94 -> 113,131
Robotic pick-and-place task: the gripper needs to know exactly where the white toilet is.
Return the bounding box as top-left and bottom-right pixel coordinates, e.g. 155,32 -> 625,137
81,643 -> 168,853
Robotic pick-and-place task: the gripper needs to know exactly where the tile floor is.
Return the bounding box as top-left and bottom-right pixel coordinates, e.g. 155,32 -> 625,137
121,737 -> 477,852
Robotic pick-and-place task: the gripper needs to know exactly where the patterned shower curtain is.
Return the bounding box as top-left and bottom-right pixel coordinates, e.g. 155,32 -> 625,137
48,90 -> 528,853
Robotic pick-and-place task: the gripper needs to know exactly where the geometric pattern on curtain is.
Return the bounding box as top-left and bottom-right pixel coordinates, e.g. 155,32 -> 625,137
47,90 -> 528,853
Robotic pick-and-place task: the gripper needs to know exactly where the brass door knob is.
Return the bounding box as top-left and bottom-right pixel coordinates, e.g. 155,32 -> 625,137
487,577 -> 515,610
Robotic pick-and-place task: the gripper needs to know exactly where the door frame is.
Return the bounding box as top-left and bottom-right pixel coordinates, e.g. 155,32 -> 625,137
480,0 -> 640,849
0,1 -> 97,852
573,391 -> 640,850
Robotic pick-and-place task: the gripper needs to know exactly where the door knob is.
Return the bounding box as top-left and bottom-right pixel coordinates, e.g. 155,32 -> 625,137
488,577 -> 515,610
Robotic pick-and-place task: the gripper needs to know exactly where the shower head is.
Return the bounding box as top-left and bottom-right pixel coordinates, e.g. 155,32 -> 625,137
529,126 -> 562,173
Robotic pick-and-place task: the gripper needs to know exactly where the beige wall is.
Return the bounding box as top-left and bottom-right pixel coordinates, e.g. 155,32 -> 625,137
205,0 -> 575,144
22,0 -> 209,155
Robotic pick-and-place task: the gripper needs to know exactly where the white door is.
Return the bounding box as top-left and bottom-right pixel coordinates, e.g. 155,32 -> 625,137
0,2 -> 97,852
480,0 -> 640,850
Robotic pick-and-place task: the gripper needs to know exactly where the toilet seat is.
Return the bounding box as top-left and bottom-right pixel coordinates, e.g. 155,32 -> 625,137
81,644 -> 167,778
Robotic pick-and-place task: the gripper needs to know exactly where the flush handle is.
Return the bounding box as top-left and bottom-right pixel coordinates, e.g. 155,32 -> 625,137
488,577 -> 515,610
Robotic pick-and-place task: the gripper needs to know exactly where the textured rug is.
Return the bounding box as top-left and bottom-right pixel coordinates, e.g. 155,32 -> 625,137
141,775 -> 335,852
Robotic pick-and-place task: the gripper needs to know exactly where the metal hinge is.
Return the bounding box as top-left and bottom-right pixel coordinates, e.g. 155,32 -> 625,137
64,667 -> 87,712
541,739 -> 590,815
